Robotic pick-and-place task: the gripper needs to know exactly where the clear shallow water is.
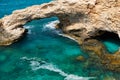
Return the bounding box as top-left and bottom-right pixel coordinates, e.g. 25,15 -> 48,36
0,0 -> 120,80
103,40 -> 120,53
97,32 -> 120,53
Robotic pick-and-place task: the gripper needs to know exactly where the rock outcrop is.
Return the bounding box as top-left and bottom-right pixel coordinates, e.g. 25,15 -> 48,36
0,0 -> 120,72
0,0 -> 120,45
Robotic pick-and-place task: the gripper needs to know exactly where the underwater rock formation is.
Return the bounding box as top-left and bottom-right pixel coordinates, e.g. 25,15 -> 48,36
0,0 -> 120,45
77,39 -> 120,72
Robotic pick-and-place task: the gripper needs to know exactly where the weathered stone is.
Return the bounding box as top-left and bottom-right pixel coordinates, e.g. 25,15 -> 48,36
0,0 -> 119,45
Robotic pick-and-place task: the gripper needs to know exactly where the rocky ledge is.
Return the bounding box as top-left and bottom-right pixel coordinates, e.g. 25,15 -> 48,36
0,0 -> 120,72
0,0 -> 120,45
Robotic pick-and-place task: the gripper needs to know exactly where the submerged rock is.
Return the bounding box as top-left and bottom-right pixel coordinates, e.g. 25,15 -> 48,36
103,75 -> 116,80
76,55 -> 86,61
80,39 -> 120,72
0,0 -> 120,45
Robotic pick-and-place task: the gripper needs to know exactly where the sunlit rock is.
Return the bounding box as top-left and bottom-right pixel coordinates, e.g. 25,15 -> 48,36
0,0 -> 119,45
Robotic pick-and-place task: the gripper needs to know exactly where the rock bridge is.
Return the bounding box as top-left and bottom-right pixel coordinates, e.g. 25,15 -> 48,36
0,0 -> 120,46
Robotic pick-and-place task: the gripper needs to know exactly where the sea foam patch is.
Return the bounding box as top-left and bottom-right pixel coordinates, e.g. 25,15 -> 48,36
43,20 -> 60,31
58,34 -> 78,43
24,25 -> 34,29
42,20 -> 62,35
23,25 -> 34,34
43,20 -> 78,43
21,57 -> 95,80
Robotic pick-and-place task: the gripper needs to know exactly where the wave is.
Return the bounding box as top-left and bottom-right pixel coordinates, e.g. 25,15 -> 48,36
43,20 -> 79,43
58,34 -> 78,43
23,20 -> 60,34
43,20 -> 78,43
23,25 -> 34,34
24,25 -> 34,29
21,57 -> 95,80
23,21 -> 77,43
42,20 -> 60,31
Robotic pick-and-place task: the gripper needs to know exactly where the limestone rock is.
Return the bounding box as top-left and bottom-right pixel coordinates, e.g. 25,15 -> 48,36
0,0 -> 120,45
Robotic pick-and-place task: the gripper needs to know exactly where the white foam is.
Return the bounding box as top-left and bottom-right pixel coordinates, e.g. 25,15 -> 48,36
58,34 -> 78,43
31,62 -> 68,77
43,20 -> 60,31
64,74 -> 92,80
43,20 -> 79,43
21,57 -> 95,80
23,21 -> 78,44
23,25 -> 34,34
24,25 -> 34,29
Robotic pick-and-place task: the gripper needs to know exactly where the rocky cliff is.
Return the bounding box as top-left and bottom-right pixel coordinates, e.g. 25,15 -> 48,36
0,0 -> 120,72
0,0 -> 120,45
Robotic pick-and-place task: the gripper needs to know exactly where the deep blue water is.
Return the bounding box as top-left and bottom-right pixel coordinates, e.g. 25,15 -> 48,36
0,0 -> 120,80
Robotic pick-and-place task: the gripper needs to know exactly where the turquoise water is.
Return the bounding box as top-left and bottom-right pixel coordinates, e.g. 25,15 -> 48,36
103,37 -> 120,53
0,0 -> 120,80
103,40 -> 120,53
97,32 -> 120,53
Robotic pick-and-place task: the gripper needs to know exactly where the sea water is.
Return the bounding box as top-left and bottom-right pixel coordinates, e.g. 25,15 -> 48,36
0,0 -> 120,80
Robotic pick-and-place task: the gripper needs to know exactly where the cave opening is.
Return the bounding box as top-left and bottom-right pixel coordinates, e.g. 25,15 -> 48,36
94,30 -> 120,53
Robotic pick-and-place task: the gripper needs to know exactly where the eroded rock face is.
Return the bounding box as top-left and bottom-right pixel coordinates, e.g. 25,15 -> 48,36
0,0 -> 120,45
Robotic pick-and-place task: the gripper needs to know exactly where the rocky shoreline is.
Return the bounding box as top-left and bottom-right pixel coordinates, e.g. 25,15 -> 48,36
62,32 -> 120,72
0,0 -> 120,72
0,0 -> 120,45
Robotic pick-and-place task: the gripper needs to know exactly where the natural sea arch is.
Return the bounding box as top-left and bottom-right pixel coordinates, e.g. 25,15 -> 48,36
0,1 -> 64,45
0,0 -> 120,72
0,0 -> 88,45
0,0 -> 120,47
